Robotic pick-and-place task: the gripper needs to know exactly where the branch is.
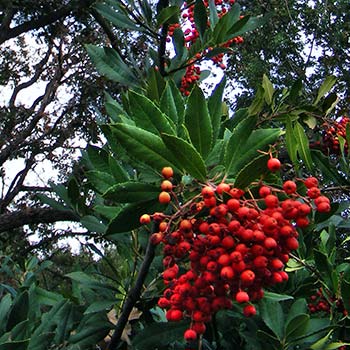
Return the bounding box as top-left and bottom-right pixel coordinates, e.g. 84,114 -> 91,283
0,208 -> 80,233
108,231 -> 157,350
0,0 -> 95,45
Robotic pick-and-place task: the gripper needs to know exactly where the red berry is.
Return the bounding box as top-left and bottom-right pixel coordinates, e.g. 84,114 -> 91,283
159,191 -> 171,204
139,214 -> 151,224
236,291 -> 250,303
161,180 -> 173,191
304,177 -> 319,188
240,270 -> 255,285
259,186 -> 271,197
184,329 -> 197,341
216,182 -> 231,194
243,304 -> 256,317
283,180 -> 297,194
267,158 -> 281,172
220,266 -> 235,279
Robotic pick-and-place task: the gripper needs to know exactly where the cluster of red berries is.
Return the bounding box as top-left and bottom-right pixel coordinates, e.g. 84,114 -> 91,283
321,116 -> 349,155
308,288 -> 347,317
166,0 -> 244,95
140,161 -> 331,344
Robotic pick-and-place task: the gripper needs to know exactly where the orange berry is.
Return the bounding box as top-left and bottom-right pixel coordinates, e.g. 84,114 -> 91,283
161,180 -> 173,191
161,167 -> 173,179
139,214 -> 151,224
159,191 -> 171,204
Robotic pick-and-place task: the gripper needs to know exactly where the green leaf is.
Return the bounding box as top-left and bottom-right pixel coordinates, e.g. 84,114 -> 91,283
259,299 -> 284,340
262,74 -> 274,105
109,156 -> 130,183
132,321 -> 189,349
288,78 -> 303,103
86,170 -> 116,194
285,117 -> 298,164
0,295 -> 12,333
226,13 -> 270,38
341,278 -> 350,314
185,85 -> 213,158
103,182 -> 159,203
314,75 -> 337,105
86,45 -> 138,87
68,313 -> 111,347
224,115 -> 257,176
294,121 -> 313,170
128,91 -> 175,136
162,133 -> 207,181
6,291 -> 29,331
263,291 -> 293,302
109,123 -> 179,171
86,145 -> 110,172
208,76 -> 226,142
171,28 -> 186,68
208,0 -> 219,27
234,154 -> 269,189
33,287 -> 64,306
80,215 -> 106,234
94,3 -> 140,31
194,0 -> 208,41
0,340 -> 30,350
84,300 -> 116,314
248,85 -> 265,116
285,299 -> 308,325
286,314 -> 310,339
146,67 -> 166,103
106,199 -> 163,234
313,249 -> 335,288
157,6 -> 179,26
160,80 -> 185,126
212,3 -> 241,43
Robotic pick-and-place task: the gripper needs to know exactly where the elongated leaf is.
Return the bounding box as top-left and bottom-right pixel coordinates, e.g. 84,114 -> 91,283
212,3 -> 240,43
194,0 -> 207,41
314,75 -> 337,105
285,117 -> 298,164
224,115 -> 257,175
94,3 -> 140,31
208,0 -> 219,27
259,299 -> 284,340
157,6 -> 179,26
86,170 -> 116,194
0,340 -> 30,350
228,128 -> 283,176
171,28 -> 187,68
0,295 -> 12,333
80,215 -> 106,234
185,85 -> 213,158
128,91 -> 175,136
103,182 -> 159,203
33,287 -> 64,306
285,298 -> 308,326
226,13 -> 270,38
132,321 -> 189,349
341,278 -> 350,313
109,124 -> 179,171
109,156 -> 129,183
86,45 -> 138,87
84,300 -> 116,314
106,199 -> 163,234
6,291 -> 28,331
208,76 -> 226,142
294,122 -> 313,170
162,133 -> 207,181
263,291 -> 293,302
160,80 -> 184,126
262,74 -> 274,105
286,314 -> 310,339
234,154 -> 269,189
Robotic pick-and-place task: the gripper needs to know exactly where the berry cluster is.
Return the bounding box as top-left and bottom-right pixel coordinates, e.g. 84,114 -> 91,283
321,116 -> 349,155
166,0 -> 244,95
141,163 -> 330,344
308,288 -> 347,317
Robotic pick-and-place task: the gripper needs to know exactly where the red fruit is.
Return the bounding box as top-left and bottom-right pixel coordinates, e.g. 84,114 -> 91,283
314,195 -> 330,206
220,266 -> 235,279
218,254 -> 231,266
243,304 -> 256,317
272,272 -> 283,284
150,232 -> 163,245
283,180 -> 297,194
264,237 -> 277,249
229,188 -> 245,198
317,201 -> 331,213
270,258 -> 284,270
204,196 -> 217,207
161,166 -> 174,179
307,187 -> 321,199
240,270 -> 255,285
267,158 -> 281,172
216,182 -> 231,194
179,219 -> 192,231
192,322 -> 206,334
166,309 -> 183,321
159,191 -> 171,204
161,180 -> 173,191
296,216 -> 309,228
253,255 -> 268,268
265,194 -> 279,208
221,235 -> 235,249
227,198 -> 240,212
236,291 -> 250,303
201,186 -> 215,198
259,185 -> 271,198
286,237 -> 299,250
304,177 -> 319,188
139,214 -> 151,224
184,329 -> 197,341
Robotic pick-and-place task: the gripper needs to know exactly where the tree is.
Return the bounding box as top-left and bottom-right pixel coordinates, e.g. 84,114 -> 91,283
0,0 -> 350,349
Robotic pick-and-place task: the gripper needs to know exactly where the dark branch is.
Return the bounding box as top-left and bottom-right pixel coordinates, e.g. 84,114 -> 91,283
0,208 -> 80,233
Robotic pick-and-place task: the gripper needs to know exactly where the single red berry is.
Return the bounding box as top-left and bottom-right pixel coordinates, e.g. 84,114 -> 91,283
240,270 -> 255,285
259,186 -> 271,198
243,304 -> 256,317
216,182 -> 231,194
304,177 -> 319,188
317,201 -> 331,213
236,291 -> 250,303
220,266 -> 235,280
267,158 -> 281,172
161,180 -> 173,191
283,180 -> 297,194
184,329 -> 197,341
